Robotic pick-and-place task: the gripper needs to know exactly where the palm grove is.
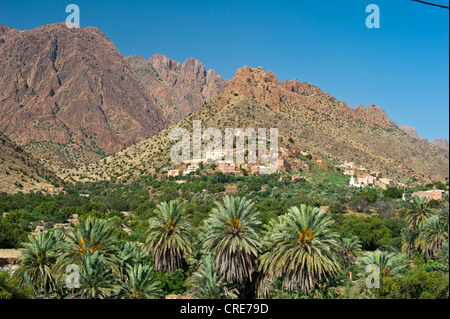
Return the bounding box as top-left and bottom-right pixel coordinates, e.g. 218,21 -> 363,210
1,182 -> 448,299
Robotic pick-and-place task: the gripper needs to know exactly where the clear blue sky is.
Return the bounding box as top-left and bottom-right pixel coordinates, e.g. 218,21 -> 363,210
1,0 -> 448,140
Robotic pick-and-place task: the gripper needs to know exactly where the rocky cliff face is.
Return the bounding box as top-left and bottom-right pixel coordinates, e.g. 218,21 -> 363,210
127,54 -> 230,124
219,66 -> 393,129
0,23 -> 164,167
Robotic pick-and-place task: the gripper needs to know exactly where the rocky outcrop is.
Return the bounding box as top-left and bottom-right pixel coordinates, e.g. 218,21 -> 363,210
430,139 -> 449,150
399,126 -> 449,150
0,24 -> 14,37
399,125 -> 421,139
352,104 -> 391,129
0,23 -> 164,167
127,54 -> 230,124
219,66 -> 392,129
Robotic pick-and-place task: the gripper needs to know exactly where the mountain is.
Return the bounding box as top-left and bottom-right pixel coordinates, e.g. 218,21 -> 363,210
0,132 -> 60,194
399,126 -> 421,139
0,23 -> 164,169
126,54 -> 230,125
398,125 -> 449,150
430,139 -> 449,150
59,66 -> 449,184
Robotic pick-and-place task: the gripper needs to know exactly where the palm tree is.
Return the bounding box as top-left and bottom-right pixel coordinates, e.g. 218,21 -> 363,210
259,205 -> 340,294
189,254 -> 238,299
405,196 -> 433,229
357,250 -> 408,280
144,200 -> 192,274
438,203 -> 449,230
201,195 -> 262,284
14,229 -> 64,294
438,242 -> 449,264
58,217 -> 120,276
443,191 -> 449,204
69,251 -> 119,299
415,215 -> 449,259
117,241 -> 145,279
401,226 -> 418,258
119,264 -> 162,299
338,236 -> 362,270
356,250 -> 408,297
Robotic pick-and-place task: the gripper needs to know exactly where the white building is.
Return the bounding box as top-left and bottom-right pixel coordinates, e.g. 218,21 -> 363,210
183,164 -> 199,176
349,176 -> 364,188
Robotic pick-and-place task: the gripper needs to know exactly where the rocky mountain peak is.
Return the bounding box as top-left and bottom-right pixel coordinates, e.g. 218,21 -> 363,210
220,66 -> 392,129
0,23 -> 164,167
352,104 -> 391,129
128,54 -> 230,124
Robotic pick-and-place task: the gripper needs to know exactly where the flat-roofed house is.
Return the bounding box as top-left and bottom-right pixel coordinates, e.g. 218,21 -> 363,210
219,162 -> 237,173
412,190 -> 445,201
357,175 -> 377,186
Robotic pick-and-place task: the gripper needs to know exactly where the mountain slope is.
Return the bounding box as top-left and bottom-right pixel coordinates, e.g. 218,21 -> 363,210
127,54 -> 230,125
399,126 -> 421,140
398,125 -> 449,150
0,132 -> 60,194
430,139 -> 449,150
0,23 -> 164,168
59,66 -> 449,184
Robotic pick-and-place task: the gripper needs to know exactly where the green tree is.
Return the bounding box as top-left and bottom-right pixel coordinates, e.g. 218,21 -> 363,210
437,242 -> 449,264
380,267 -> 449,299
0,272 -> 35,299
155,269 -> 188,296
333,215 -> 392,250
405,196 -> 433,230
58,217 -> 120,276
357,250 -> 408,280
383,187 -> 403,199
144,200 -> 192,274
189,254 -> 238,299
117,241 -> 145,279
202,196 -> 262,284
401,226 -> 418,258
119,264 -> 162,299
415,215 -> 449,259
337,236 -> 362,270
259,205 -> 340,294
14,229 -> 64,294
69,251 -> 119,299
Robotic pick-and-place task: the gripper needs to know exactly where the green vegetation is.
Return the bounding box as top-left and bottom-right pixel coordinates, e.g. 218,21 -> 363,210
0,172 -> 448,299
